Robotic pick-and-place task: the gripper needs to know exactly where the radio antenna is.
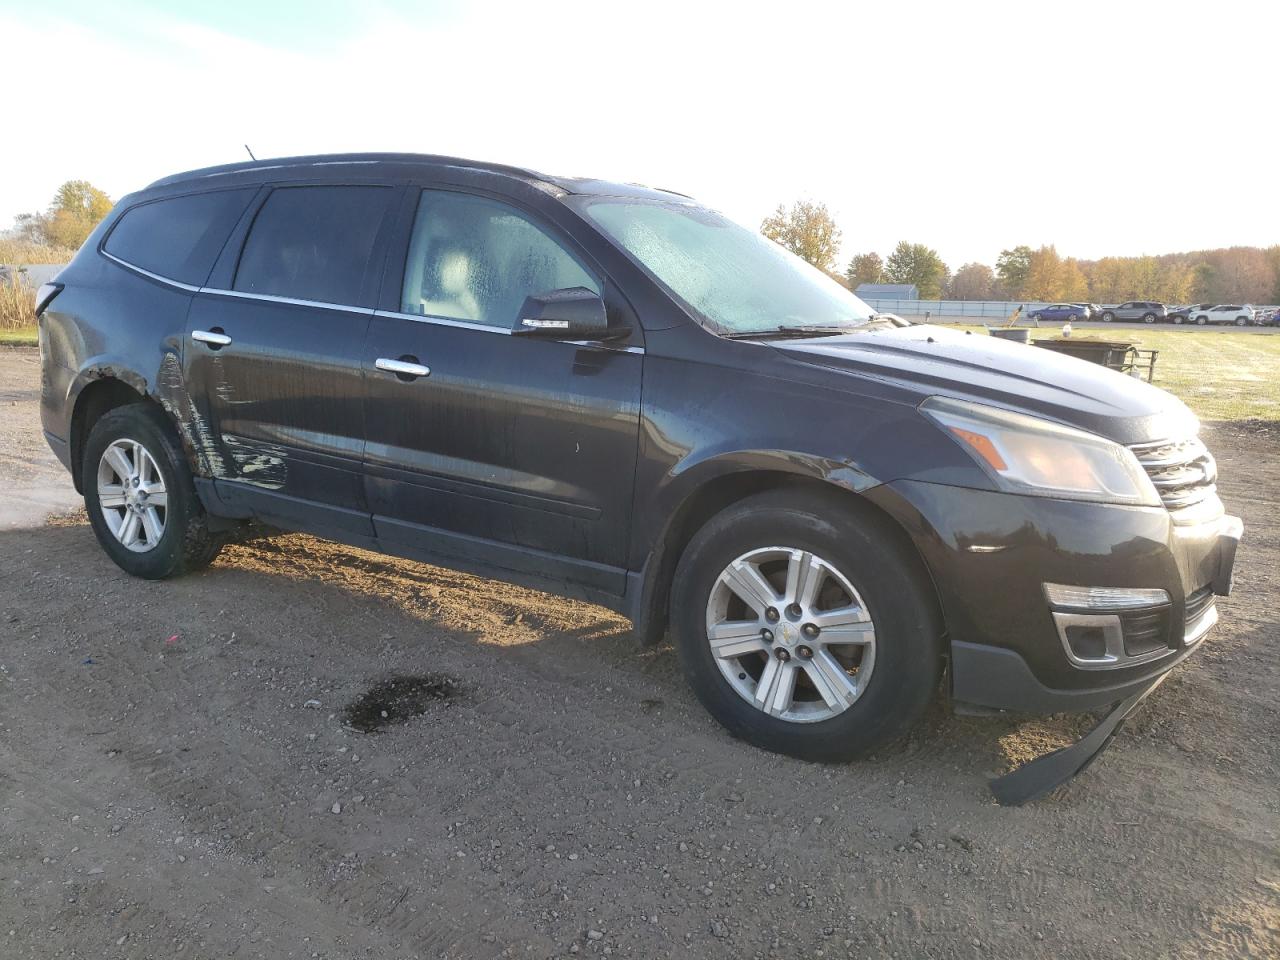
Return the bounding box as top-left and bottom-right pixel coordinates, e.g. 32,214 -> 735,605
244,144 -> 257,161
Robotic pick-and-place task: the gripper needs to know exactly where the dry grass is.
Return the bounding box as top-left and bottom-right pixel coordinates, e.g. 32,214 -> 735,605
0,236 -> 71,341
0,276 -> 36,331
0,238 -> 76,265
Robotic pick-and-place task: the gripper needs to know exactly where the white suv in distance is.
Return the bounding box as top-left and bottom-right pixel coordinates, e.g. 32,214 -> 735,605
1191,305 -> 1255,326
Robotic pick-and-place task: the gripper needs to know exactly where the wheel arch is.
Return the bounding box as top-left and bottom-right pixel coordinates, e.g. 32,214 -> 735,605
630,467 -> 942,649
68,375 -> 152,493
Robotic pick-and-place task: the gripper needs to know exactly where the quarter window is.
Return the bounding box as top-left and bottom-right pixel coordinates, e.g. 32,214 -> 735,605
234,186 -> 393,306
401,190 -> 599,327
103,189 -> 256,286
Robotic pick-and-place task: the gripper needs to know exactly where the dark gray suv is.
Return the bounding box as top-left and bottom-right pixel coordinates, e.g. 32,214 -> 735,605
1099,301 -> 1168,323
34,153 -> 1241,771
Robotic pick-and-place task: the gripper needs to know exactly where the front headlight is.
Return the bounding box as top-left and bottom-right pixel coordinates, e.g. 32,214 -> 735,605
920,397 -> 1161,507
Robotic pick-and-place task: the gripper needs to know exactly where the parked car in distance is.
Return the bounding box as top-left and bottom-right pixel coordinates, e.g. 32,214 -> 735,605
1167,303 -> 1215,324
1099,301 -> 1168,323
1075,302 -> 1102,320
1028,303 -> 1089,322
1191,304 -> 1256,326
36,152 -> 1243,763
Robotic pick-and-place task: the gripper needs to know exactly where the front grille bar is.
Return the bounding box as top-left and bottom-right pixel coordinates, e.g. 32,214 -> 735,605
1130,436 -> 1217,511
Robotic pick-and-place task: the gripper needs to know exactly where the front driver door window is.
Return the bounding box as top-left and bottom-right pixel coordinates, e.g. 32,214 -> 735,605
400,190 -> 600,326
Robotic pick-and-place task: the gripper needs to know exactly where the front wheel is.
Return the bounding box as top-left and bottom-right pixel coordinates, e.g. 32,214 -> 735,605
1142,313 -> 1156,323
671,490 -> 943,762
1101,312 -> 1115,322
83,403 -> 225,579
1236,316 -> 1247,326
1196,316 -> 1207,325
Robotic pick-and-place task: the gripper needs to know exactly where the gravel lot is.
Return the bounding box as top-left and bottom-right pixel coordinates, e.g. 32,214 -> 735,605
1,346 -> 1277,959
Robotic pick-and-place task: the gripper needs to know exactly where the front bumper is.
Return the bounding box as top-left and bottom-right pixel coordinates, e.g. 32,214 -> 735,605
869,480 -> 1241,714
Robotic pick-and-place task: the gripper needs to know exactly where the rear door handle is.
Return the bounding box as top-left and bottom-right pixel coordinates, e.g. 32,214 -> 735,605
376,357 -> 431,380
192,329 -> 232,347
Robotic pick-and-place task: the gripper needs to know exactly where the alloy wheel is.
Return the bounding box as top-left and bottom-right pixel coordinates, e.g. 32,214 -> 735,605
97,438 -> 168,553
705,547 -> 876,723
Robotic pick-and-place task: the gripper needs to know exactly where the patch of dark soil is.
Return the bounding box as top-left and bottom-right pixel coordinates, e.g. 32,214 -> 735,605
1207,418 -> 1280,444
342,673 -> 463,733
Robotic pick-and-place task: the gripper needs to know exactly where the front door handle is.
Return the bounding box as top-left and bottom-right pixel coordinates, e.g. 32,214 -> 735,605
376,356 -> 431,380
192,329 -> 232,348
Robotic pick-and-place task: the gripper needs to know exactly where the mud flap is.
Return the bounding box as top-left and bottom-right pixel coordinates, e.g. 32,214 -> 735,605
989,673 -> 1167,806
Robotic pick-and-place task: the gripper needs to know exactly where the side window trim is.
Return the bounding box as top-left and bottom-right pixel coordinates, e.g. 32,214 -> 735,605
99,249 -> 204,292
370,306 -> 645,354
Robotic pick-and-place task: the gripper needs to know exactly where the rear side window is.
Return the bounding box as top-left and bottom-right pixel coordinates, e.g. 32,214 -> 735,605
401,190 -> 599,327
234,186 -> 393,305
103,189 -> 255,286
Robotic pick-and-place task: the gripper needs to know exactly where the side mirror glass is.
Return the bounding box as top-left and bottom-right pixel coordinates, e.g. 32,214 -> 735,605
512,287 -> 627,341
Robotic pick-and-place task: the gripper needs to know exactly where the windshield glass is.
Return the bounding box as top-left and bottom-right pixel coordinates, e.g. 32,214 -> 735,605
574,198 -> 874,335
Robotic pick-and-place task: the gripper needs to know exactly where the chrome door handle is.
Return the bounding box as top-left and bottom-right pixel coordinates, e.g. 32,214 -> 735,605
376,357 -> 431,379
192,329 -> 232,347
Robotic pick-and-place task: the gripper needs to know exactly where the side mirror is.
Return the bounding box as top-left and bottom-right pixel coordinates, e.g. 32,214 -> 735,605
513,287 -> 627,341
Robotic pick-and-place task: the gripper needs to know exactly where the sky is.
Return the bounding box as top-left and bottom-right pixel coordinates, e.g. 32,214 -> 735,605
1,0 -> 1276,269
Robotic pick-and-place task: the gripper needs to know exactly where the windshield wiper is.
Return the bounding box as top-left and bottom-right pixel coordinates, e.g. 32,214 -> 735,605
721,325 -> 863,341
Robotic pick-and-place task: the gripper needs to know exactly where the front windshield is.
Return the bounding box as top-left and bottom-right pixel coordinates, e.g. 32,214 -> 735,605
575,198 -> 874,335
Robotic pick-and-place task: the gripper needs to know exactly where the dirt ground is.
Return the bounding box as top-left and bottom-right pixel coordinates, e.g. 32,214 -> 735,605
1,346 -> 1276,959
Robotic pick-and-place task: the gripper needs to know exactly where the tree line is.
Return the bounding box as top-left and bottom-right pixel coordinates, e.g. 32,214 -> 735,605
8,180 -> 114,255
761,200 -> 1280,305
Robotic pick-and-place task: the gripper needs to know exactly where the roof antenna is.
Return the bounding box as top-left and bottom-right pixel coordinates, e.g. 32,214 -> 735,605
244,144 -> 257,161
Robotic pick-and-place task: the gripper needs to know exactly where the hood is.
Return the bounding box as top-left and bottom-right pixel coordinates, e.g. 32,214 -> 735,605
772,324 -> 1197,445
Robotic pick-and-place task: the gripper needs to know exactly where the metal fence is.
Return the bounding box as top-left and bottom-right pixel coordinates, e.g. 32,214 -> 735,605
861,299 -> 1047,319
862,298 -> 1280,320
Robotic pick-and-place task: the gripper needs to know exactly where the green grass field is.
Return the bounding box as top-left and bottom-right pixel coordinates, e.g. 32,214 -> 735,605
1031,329 -> 1279,422
3,323 -> 1276,422
951,326 -> 1280,422
0,325 -> 37,346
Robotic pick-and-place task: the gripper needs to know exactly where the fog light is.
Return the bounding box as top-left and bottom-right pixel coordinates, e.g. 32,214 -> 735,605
1044,583 -> 1170,611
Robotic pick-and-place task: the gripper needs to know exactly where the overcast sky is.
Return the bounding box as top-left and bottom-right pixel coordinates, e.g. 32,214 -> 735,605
1,0 -> 1275,268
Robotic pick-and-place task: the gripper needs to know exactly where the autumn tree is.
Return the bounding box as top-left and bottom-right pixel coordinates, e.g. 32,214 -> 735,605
1022,246 -> 1064,301
948,262 -> 996,300
1060,258 -> 1089,301
883,241 -> 948,298
16,180 -> 114,251
760,201 -> 842,273
995,246 -> 1033,299
845,252 -> 883,287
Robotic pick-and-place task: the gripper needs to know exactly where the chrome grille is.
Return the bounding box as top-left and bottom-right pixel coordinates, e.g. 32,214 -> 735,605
1129,436 -> 1217,510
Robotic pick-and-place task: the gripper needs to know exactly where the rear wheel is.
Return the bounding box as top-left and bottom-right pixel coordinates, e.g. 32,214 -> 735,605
83,404 -> 224,579
671,490 -> 943,762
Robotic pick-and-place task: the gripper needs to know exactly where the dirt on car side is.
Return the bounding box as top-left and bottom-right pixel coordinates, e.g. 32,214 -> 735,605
1,346 -> 1277,959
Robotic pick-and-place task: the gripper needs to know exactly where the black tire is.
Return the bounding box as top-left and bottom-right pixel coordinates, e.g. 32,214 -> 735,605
1235,316 -> 1247,326
1101,311 -> 1114,322
82,403 -> 224,579
670,489 -> 943,762
1196,315 -> 1207,325
1142,313 -> 1156,323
